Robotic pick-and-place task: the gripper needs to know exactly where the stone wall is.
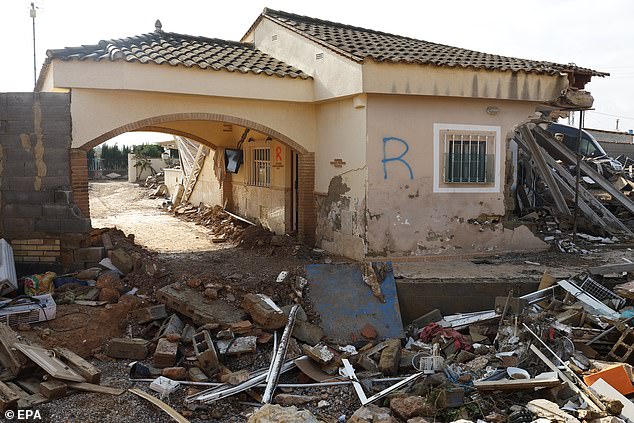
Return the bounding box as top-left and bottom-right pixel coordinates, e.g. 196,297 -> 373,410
0,92 -> 91,268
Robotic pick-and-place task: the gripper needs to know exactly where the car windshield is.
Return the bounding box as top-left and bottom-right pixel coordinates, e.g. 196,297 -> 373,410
548,125 -> 606,158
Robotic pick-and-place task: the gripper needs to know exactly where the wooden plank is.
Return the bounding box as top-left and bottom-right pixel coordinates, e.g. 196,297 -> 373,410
543,152 -> 631,235
54,347 -> 101,384
0,323 -> 29,376
588,263 -> 634,276
529,344 -> 603,411
15,379 -> 40,395
0,380 -> 20,412
474,377 -> 561,391
129,388 -> 190,423
40,380 -> 67,400
533,125 -> 634,215
14,344 -> 85,382
518,125 -> 571,215
68,382 -> 125,396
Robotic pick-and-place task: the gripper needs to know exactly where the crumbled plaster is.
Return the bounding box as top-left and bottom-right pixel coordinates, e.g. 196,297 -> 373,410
316,168 -> 367,260
18,99 -> 48,192
33,98 -> 47,191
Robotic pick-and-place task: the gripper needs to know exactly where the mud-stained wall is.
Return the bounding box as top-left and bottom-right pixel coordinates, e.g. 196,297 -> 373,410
0,92 -> 91,240
314,98 -> 367,260
366,94 -> 548,258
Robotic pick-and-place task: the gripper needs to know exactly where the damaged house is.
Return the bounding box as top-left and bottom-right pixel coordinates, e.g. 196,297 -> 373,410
34,8 -> 607,260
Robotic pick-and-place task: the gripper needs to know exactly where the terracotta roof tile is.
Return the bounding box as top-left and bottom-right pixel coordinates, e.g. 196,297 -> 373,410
46,30 -> 310,80
262,9 -> 607,77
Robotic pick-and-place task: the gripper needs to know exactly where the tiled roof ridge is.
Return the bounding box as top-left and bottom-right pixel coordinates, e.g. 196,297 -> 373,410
264,8 -> 428,46
48,31 -> 256,59
261,8 -> 607,77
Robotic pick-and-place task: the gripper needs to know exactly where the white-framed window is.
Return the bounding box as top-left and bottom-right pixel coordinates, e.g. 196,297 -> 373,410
433,123 -> 501,193
248,146 -> 271,187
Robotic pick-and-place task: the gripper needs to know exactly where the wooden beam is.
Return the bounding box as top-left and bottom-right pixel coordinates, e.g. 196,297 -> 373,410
543,152 -> 632,235
0,324 -> 29,377
533,125 -> 634,215
517,125 -> 571,215
129,388 -> 190,423
68,382 -> 125,396
0,381 -> 20,412
529,344 -> 603,411
54,347 -> 101,384
13,344 -> 85,382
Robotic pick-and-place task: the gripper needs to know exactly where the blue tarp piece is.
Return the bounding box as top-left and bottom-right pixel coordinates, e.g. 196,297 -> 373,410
305,263 -> 403,343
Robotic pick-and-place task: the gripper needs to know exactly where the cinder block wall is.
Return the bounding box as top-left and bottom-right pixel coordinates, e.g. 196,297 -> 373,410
0,92 -> 91,268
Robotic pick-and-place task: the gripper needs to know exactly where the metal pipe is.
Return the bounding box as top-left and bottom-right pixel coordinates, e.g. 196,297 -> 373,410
262,304 -> 299,403
129,377 -> 410,389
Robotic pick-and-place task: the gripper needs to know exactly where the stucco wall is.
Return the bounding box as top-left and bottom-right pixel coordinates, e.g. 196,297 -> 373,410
365,94 -> 547,258
248,17 -> 363,101
188,151 -> 223,207
68,89 -> 316,154
163,168 -> 183,195
314,97 -> 367,260
228,139 -> 292,234
127,155 -> 167,182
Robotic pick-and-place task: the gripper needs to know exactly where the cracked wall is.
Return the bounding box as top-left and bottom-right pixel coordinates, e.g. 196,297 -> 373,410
366,94 -> 548,258
314,97 -> 368,260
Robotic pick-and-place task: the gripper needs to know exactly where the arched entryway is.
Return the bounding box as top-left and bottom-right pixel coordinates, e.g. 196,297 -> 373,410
71,114 -> 315,244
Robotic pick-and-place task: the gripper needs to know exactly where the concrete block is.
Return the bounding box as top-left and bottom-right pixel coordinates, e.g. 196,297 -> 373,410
216,336 -> 257,355
378,338 -> 401,376
1,176 -> 40,192
3,217 -> 35,233
192,331 -> 219,372
41,176 -> 72,190
110,248 -> 133,274
411,309 -> 443,329
39,380 -> 66,400
241,293 -> 287,330
188,367 -> 208,382
2,190 -> 54,205
2,204 -> 43,219
33,219 -> 61,234
153,338 -> 178,369
292,320 -> 324,346
59,218 -> 91,234
130,305 -> 167,324
42,204 -> 76,218
105,338 -> 149,360
73,247 -> 105,263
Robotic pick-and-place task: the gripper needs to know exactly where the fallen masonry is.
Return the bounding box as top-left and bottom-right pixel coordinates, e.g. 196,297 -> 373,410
0,209 -> 633,422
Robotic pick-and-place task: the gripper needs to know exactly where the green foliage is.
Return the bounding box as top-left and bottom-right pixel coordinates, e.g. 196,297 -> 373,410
132,143 -> 163,158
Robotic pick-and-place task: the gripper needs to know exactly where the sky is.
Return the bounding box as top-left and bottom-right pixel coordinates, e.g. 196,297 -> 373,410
1,0 -> 633,146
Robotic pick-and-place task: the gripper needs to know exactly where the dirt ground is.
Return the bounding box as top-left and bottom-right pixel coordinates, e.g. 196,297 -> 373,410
12,180 -> 632,422
89,180 -> 223,253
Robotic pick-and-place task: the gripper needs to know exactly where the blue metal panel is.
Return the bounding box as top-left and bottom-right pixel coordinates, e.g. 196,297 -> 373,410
305,263 -> 404,344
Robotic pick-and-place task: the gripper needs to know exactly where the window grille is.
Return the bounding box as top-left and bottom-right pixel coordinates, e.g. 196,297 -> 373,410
443,133 -> 493,183
249,147 -> 271,187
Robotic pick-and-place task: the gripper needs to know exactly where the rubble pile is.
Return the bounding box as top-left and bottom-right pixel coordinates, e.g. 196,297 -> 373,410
514,121 -> 634,252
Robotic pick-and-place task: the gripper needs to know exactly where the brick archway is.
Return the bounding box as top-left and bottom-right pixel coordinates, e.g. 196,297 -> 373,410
71,113 -> 316,245
77,113 -> 309,155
